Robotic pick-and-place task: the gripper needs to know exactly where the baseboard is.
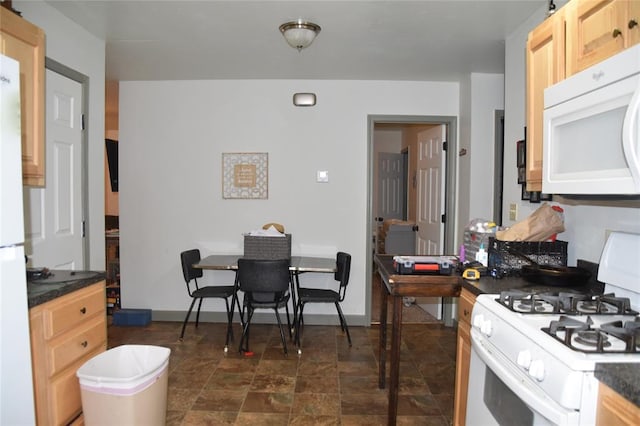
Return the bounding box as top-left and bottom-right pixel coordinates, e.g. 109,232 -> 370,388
150,310 -> 369,327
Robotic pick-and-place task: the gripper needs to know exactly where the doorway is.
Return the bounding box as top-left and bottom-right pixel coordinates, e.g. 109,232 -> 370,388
24,60 -> 88,269
493,110 -> 505,226
366,115 -> 458,326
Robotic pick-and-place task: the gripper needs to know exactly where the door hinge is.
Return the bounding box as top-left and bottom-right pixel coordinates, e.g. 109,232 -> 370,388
442,141 -> 448,151
441,214 -> 446,223
81,114 -> 85,130
82,220 -> 86,238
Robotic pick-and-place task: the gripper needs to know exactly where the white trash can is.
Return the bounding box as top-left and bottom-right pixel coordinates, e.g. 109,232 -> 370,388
77,345 -> 171,426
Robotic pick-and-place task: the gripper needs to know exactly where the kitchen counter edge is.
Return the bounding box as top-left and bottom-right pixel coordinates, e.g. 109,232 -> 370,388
27,271 -> 106,308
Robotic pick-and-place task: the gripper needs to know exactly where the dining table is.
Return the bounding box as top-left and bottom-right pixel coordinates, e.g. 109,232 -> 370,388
194,254 -> 337,351
374,254 -> 462,426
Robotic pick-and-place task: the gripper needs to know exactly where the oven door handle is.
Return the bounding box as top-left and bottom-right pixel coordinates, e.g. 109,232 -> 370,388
470,329 -> 579,426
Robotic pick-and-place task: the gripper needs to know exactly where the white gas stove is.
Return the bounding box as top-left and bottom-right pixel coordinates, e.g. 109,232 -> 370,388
467,231 -> 640,426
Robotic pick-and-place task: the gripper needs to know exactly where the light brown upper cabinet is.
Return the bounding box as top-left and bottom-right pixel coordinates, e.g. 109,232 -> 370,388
526,9 -> 566,193
0,7 -> 46,187
566,0 -> 640,76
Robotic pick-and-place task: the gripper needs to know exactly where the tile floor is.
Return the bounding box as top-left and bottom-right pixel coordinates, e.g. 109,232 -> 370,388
108,320 -> 456,425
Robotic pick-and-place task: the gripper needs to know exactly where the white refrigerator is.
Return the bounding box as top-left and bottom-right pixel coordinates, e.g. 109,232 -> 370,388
0,54 -> 36,424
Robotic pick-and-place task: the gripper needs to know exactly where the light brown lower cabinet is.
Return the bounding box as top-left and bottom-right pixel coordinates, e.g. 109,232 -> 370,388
596,382 -> 640,426
29,281 -> 107,426
453,288 -> 476,426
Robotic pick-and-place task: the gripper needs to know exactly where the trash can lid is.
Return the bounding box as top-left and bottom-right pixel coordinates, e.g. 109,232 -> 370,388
77,345 -> 170,385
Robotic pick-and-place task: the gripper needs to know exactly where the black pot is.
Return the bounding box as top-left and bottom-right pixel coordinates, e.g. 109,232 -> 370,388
520,264 -> 592,286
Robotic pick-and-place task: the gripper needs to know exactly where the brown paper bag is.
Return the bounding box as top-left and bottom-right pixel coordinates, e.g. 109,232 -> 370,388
495,203 -> 564,242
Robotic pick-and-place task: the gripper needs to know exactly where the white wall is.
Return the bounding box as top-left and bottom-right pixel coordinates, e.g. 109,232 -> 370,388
504,2 -> 640,264
457,73 -> 505,237
468,73 -> 504,221
457,75 -> 472,240
15,1 -> 106,269
119,79 -> 459,321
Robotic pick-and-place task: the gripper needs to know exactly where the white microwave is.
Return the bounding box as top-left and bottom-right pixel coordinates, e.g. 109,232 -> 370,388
543,44 -> 640,195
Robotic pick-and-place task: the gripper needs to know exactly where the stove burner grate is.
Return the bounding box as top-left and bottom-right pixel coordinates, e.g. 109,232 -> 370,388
542,316 -> 640,353
497,290 -> 639,316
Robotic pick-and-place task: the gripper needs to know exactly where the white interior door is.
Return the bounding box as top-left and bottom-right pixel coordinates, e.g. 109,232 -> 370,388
377,153 -> 404,220
376,152 -> 405,253
24,69 -> 83,269
415,125 -> 446,318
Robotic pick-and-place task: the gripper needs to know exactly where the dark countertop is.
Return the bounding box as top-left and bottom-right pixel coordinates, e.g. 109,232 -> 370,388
595,364 -> 640,407
27,270 -> 106,308
460,259 -> 604,297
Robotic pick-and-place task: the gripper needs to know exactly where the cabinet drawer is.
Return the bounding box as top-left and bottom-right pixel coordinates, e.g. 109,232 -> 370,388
43,284 -> 105,339
50,352 -> 101,426
48,315 -> 106,377
458,289 -> 476,326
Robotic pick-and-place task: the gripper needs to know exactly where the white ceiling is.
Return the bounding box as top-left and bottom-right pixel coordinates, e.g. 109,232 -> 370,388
43,0 -> 547,82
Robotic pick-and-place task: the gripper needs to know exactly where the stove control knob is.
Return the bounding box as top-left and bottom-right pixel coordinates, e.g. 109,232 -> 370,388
516,350 -> 532,369
480,319 -> 492,336
529,360 -> 545,381
472,314 -> 484,329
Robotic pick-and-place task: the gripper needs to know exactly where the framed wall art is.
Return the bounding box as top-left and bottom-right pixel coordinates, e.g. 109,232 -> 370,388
222,152 -> 268,199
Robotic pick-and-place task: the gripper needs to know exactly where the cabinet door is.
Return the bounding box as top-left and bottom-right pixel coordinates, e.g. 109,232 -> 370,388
453,288 -> 476,426
628,1 -> 640,45
453,320 -> 471,426
0,8 -> 45,187
526,12 -> 565,192
566,0 -> 628,75
596,382 -> 640,425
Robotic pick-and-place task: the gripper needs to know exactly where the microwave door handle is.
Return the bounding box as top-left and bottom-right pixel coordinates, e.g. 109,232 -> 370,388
623,81 -> 640,191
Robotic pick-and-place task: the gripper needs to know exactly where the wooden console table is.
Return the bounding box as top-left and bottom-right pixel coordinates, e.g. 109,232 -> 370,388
374,254 -> 462,425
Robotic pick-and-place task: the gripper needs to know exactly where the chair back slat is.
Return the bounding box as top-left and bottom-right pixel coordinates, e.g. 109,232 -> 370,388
237,258 -> 290,294
181,249 -> 203,284
335,252 -> 351,301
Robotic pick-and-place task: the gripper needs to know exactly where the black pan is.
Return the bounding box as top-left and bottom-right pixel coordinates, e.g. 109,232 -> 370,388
505,246 -> 592,286
520,264 -> 592,286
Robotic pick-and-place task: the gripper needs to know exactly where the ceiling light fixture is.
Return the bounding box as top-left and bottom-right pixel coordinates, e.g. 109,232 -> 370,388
279,19 -> 321,51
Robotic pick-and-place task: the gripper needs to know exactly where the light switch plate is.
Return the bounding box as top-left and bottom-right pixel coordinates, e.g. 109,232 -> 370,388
509,203 -> 518,221
316,170 -> 329,183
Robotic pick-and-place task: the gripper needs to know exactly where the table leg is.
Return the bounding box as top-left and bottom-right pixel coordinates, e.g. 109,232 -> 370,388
378,275 -> 388,389
291,271 -> 301,347
225,273 -> 240,352
387,295 -> 403,426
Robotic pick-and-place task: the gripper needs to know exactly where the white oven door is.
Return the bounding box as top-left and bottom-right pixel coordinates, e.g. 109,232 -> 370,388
467,328 -> 580,426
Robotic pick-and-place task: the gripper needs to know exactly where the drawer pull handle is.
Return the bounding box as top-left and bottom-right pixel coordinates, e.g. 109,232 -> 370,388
463,309 -> 469,316
612,28 -> 622,38
629,19 -> 638,29
81,341 -> 88,348
80,307 -> 87,314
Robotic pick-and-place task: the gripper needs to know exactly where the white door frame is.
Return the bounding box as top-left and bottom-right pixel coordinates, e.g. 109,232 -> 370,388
45,58 -> 89,268
366,115 -> 458,326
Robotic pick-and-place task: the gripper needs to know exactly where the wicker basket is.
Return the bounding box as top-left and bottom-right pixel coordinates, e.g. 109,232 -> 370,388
487,237 -> 568,275
243,234 -> 291,259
